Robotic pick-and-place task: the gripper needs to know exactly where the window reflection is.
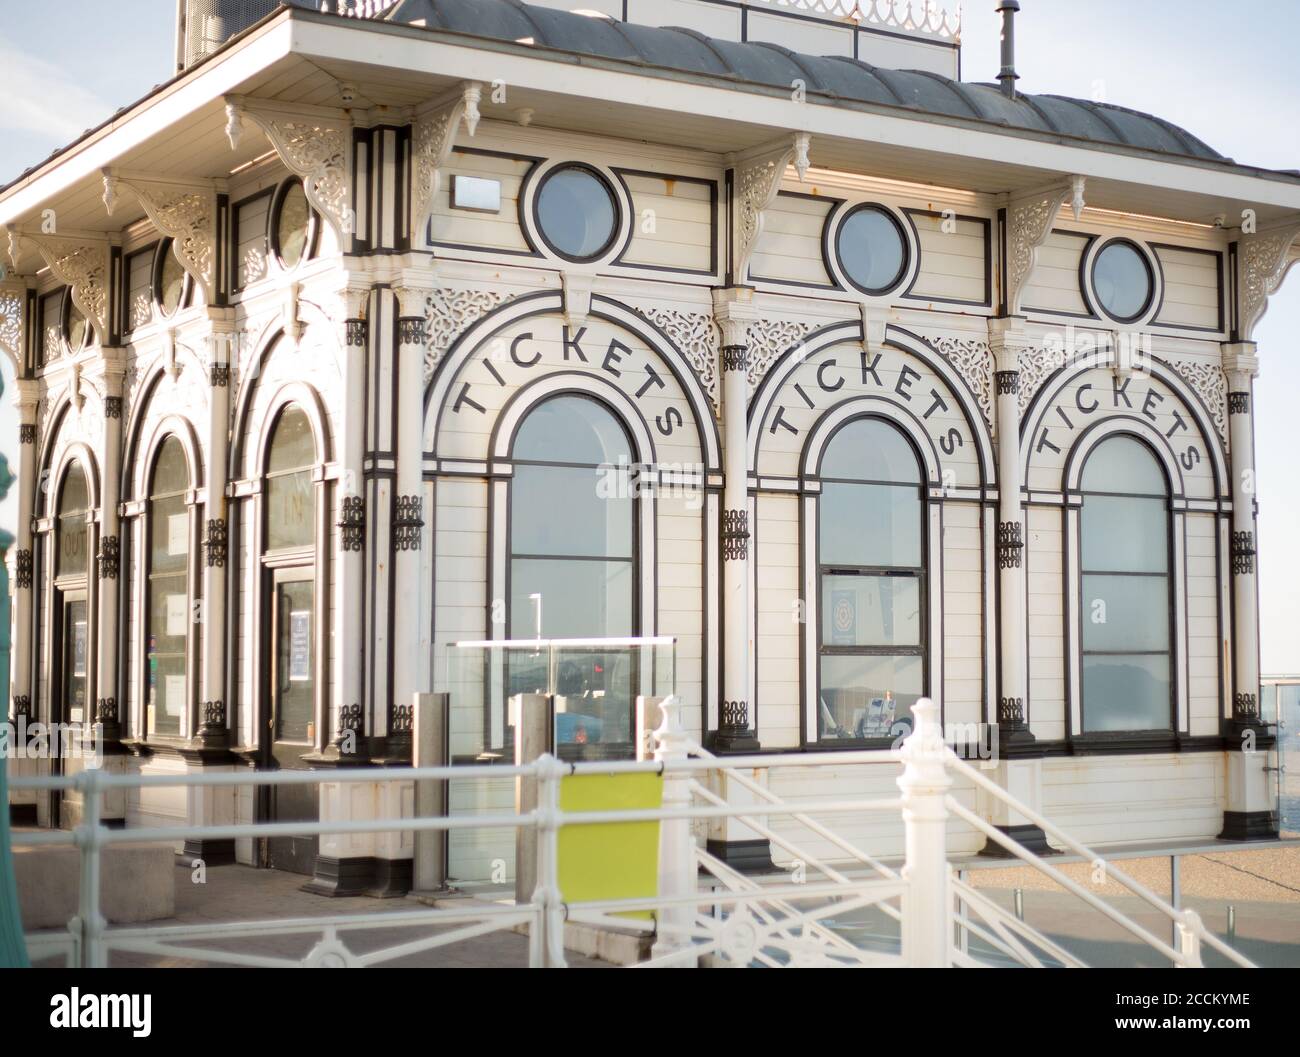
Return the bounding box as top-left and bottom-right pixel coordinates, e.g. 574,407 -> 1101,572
508,394 -> 636,756
146,437 -> 190,737
816,417 -> 924,741
1080,435 -> 1172,731
265,407 -> 315,550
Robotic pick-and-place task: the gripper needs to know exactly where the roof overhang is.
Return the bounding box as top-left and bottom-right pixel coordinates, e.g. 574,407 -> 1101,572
5,6 -> 1300,269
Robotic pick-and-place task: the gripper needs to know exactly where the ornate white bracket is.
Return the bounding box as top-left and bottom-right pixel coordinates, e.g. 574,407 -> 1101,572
7,227 -> 111,338
103,169 -> 219,303
1237,219 -> 1300,343
224,96 -> 353,246
728,133 -> 811,284
1004,181 -> 1074,316
412,82 -> 483,245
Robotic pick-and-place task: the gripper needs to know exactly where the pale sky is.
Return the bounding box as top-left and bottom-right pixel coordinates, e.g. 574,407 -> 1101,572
1,0 -> 1297,672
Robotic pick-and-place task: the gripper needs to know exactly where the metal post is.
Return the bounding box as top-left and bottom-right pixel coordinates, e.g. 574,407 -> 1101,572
76,768 -> 106,968
897,698 -> 952,967
954,868 -> 969,957
412,692 -> 448,892
651,696 -> 696,963
1170,855 -> 1181,965
514,693 -> 551,905
531,753 -> 566,968
1176,909 -> 1203,968
635,695 -> 667,762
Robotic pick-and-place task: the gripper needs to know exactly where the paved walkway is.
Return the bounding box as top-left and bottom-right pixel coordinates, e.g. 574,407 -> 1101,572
31,862 -> 606,968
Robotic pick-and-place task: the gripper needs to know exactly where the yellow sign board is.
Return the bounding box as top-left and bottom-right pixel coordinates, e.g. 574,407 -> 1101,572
557,772 -> 663,919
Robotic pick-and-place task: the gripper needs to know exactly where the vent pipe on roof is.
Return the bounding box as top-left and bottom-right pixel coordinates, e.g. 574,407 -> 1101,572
997,1 -> 1021,99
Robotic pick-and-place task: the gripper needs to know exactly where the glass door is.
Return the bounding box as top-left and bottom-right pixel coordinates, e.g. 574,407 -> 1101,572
260,570 -> 318,875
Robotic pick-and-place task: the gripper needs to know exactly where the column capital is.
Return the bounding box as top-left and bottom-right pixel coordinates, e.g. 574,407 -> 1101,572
711,286 -> 758,348
1220,341 -> 1260,379
987,315 -> 1032,375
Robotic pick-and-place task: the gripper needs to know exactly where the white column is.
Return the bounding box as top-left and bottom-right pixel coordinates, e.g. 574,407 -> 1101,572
1222,344 -> 1262,729
197,320 -> 233,745
710,289 -> 758,752
94,356 -> 124,745
391,280 -> 432,751
330,282 -> 372,758
10,379 -> 38,725
987,318 -> 1033,747
982,319 -> 1050,856
1219,342 -> 1273,839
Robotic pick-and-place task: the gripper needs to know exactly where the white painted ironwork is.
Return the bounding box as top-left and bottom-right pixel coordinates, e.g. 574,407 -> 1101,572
11,697 -> 1254,968
321,0 -> 960,42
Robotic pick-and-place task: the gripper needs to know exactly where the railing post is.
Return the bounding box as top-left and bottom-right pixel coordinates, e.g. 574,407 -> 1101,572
1176,909 -> 1204,968
897,698 -> 952,967
412,692 -> 448,893
514,693 -> 551,905
651,696 -> 696,963
530,754 -> 566,968
75,768 -> 107,968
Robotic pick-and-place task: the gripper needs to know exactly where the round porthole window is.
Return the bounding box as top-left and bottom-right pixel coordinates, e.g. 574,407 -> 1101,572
157,244 -> 187,317
535,164 -> 619,261
1091,240 -> 1154,322
274,180 -> 313,270
835,205 -> 909,296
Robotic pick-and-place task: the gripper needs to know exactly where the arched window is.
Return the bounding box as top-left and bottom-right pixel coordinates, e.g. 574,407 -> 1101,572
816,417 -> 924,742
508,394 -> 636,752
1079,434 -> 1172,731
263,406 -> 318,760
145,437 -> 191,737
54,463 -> 90,726
265,407 -> 315,551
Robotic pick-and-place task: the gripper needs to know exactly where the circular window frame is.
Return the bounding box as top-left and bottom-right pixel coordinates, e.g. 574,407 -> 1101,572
525,161 -> 628,265
269,178 -> 319,272
1083,236 -> 1161,326
60,287 -> 91,353
824,202 -> 917,299
153,239 -> 192,319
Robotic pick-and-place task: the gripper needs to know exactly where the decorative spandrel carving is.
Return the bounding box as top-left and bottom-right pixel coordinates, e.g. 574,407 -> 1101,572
0,287 -> 22,367
633,307 -> 719,409
1016,345 -> 1066,416
746,319 -> 813,389
929,336 -> 994,434
1167,358 -> 1228,450
424,288 -> 507,382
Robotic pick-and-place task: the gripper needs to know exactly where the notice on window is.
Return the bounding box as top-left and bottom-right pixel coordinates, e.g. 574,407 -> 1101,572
72,620 -> 87,677
830,589 -> 857,646
165,674 -> 186,716
166,594 -> 188,638
289,610 -> 311,681
168,512 -> 188,556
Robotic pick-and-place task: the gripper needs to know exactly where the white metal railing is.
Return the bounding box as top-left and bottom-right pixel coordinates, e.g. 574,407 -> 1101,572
320,0 -> 961,42
10,698 -> 1254,968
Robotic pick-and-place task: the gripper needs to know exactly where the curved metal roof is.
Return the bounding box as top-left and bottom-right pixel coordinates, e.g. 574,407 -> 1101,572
382,0 -> 1227,163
